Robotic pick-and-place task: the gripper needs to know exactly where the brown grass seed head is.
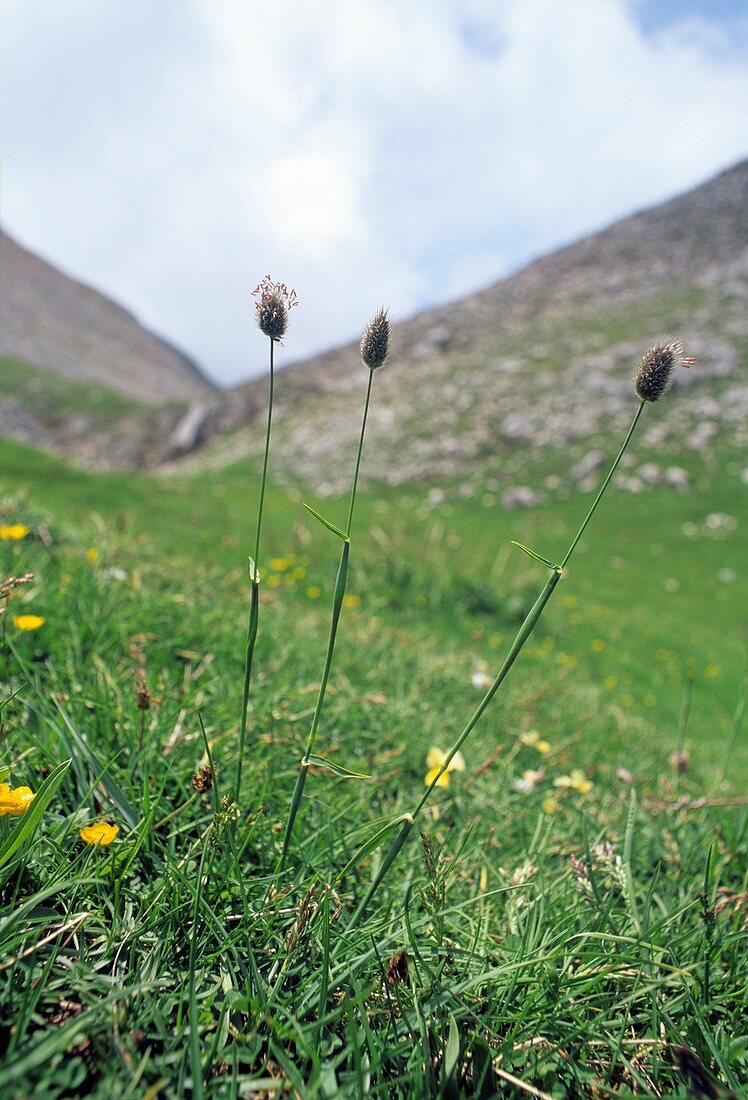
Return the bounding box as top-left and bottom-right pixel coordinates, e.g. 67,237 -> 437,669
193,764 -> 213,793
360,308 -> 391,370
634,339 -> 695,403
253,276 -> 298,341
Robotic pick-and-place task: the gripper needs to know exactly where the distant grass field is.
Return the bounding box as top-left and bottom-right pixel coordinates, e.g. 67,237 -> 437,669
0,418 -> 745,1097
0,357 -> 145,427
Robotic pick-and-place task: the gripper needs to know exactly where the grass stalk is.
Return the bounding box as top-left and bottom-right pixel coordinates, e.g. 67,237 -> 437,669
235,338 -> 274,802
350,400 -> 647,923
280,368 -> 375,867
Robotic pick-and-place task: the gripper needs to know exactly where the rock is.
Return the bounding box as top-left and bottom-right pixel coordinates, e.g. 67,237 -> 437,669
570,450 -> 606,481
501,486 -> 539,509
637,462 -> 661,484
663,466 -> 689,490
412,325 -> 452,360
164,402 -> 214,457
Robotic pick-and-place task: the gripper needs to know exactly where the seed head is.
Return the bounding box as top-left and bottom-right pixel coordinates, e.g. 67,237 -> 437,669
192,764 -> 213,793
360,308 -> 390,370
253,276 -> 298,341
633,339 -> 695,403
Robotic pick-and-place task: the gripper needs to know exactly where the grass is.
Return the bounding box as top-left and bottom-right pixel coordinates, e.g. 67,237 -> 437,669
0,357 -> 146,429
0,368 -> 746,1096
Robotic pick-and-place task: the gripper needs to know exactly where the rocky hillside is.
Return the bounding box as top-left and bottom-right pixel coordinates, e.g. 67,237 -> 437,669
0,229 -> 215,406
1,160 -> 746,483
182,158 -> 746,498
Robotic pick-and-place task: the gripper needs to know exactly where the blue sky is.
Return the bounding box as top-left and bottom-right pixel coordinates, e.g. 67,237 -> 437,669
2,0 -> 747,384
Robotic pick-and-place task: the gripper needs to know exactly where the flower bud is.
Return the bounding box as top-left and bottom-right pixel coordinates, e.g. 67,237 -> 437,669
634,339 -> 694,403
360,308 -> 390,370
253,277 -> 298,341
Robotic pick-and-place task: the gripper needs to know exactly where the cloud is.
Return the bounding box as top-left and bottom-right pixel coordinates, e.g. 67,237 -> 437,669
1,0 -> 746,383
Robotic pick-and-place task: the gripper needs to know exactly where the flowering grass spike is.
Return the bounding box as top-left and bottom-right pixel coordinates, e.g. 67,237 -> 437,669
253,276 -> 298,341
634,339 -> 695,403
360,308 -> 390,370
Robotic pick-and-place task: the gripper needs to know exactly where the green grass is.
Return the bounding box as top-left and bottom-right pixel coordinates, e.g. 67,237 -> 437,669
0,412 -> 745,1097
0,357 -> 146,428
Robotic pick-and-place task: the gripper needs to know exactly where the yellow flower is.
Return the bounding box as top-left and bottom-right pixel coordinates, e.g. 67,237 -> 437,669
86,548 -> 99,563
519,730 -> 551,754
425,746 -> 466,788
80,821 -> 119,846
307,585 -> 321,599
0,783 -> 35,816
342,594 -> 360,609
553,769 -> 593,794
269,557 -> 289,572
0,523 -> 29,541
267,574 -> 281,589
542,794 -> 562,815
13,614 -> 45,632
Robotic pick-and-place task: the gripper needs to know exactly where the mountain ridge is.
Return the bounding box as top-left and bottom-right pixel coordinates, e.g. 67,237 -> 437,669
0,228 -> 215,406
181,157 -> 746,493
1,159 -> 746,478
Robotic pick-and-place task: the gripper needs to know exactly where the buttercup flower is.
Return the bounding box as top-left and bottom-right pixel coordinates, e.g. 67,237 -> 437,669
554,769 -> 593,794
80,821 -> 119,846
519,730 -> 551,754
13,614 -> 45,632
0,783 -> 35,816
0,524 -> 30,541
425,746 -> 466,788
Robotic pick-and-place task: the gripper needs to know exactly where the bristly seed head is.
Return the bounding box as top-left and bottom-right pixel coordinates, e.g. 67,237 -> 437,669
634,339 -> 695,403
360,308 -> 390,370
253,276 -> 298,341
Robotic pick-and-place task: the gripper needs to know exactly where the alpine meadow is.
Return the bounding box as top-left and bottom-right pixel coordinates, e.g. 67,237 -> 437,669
0,162 -> 746,1099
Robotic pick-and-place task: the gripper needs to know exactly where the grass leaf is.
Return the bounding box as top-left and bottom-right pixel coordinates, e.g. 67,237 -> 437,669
0,758 -> 71,872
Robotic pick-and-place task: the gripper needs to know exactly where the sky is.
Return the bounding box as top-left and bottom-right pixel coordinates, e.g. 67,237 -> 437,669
2,0 -> 747,386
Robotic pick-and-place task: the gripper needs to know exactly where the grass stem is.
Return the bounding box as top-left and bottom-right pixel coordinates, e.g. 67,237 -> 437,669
280,369 -> 375,867
235,339 -> 275,802
351,401 -> 647,922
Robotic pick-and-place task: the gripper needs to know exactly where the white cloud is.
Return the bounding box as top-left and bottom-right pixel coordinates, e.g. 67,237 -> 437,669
1,0 -> 746,384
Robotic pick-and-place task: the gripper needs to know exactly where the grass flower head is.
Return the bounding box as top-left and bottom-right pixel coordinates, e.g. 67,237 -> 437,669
360,308 -> 390,370
425,746 -> 466,788
634,339 -> 695,403
80,821 -> 119,846
253,276 -> 298,341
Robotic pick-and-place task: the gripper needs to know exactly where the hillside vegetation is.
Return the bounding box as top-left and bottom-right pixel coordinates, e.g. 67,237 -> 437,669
0,161 -> 746,1097
0,372 -> 745,1095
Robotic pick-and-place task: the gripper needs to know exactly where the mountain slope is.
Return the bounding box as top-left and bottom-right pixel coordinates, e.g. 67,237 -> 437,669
0,229 -> 215,405
1,160 -> 746,479
186,159 -> 747,495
